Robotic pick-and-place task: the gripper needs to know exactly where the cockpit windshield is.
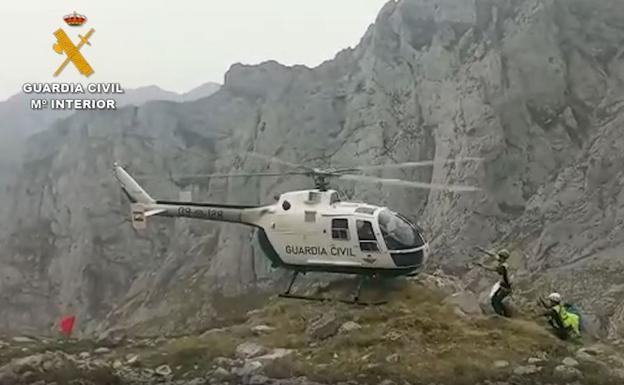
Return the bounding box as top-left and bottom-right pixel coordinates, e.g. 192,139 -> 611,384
378,209 -> 425,250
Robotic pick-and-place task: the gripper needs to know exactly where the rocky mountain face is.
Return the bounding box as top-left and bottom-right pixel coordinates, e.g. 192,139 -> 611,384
1,0 -> 624,339
0,83 -> 220,239
0,83 -> 220,170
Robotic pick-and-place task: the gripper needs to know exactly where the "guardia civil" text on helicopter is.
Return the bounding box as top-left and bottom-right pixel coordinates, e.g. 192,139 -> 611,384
285,245 -> 355,256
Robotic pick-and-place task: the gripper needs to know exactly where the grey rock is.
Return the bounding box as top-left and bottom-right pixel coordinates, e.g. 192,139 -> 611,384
575,350 -> 595,361
579,345 -> 605,356
11,337 -> 34,343
187,379 -> 207,385
41,359 -> 54,372
247,309 -> 263,318
155,364 -> 172,376
0,370 -> 19,385
251,325 -> 276,335
493,360 -> 509,368
562,357 -> 579,367
20,371 -> 36,383
94,347 -> 111,354
527,357 -> 543,364
213,367 -> 230,378
554,364 -> 582,380
378,380 -> 396,385
141,368 -> 155,377
236,342 -> 267,359
200,328 -> 228,338
249,374 -> 270,385
14,354 -> 43,369
125,353 -> 139,364
255,349 -> 294,364
306,312 -> 340,340
513,365 -> 541,375
232,361 -> 263,377
612,368 -> 624,379
384,331 -> 403,342
96,330 -> 127,347
338,321 -> 362,334
214,357 -> 236,367
385,354 -> 400,364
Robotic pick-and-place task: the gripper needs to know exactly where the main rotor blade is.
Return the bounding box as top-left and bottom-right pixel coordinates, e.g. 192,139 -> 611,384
341,157 -> 484,173
169,171 -> 310,179
337,174 -> 481,192
134,171 -> 309,180
245,152 -> 310,170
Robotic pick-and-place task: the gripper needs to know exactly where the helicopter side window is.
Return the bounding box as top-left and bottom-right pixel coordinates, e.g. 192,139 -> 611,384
331,218 -> 349,240
356,220 -> 379,252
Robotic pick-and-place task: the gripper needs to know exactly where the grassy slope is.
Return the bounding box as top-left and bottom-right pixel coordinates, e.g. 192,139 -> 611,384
3,280 -> 622,384
139,280 -> 623,384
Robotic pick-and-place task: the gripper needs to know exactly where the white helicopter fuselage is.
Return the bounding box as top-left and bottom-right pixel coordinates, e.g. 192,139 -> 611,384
249,189 -> 429,276
114,164 -> 429,277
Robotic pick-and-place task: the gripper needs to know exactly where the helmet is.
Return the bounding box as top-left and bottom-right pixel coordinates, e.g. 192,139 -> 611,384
497,249 -> 510,260
548,292 -> 562,303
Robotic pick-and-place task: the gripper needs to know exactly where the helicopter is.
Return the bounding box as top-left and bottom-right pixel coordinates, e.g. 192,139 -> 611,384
113,153 -> 482,304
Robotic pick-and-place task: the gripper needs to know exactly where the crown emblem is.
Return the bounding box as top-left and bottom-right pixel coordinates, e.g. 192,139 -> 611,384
63,11 -> 87,27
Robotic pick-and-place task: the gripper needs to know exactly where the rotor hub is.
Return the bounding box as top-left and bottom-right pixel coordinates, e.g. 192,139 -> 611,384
311,173 -> 331,191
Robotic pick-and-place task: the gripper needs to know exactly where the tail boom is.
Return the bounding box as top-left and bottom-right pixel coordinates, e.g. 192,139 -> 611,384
113,162 -> 262,230
149,202 -> 245,223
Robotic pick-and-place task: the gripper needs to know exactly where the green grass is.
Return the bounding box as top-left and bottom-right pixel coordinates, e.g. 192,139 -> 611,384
139,331 -> 241,374
29,364 -> 121,385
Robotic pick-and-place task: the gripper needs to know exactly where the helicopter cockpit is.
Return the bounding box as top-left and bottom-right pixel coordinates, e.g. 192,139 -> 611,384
377,208 -> 427,267
377,209 -> 424,250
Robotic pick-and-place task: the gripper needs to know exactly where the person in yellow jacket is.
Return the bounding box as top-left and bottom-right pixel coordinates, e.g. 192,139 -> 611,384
540,292 -> 580,340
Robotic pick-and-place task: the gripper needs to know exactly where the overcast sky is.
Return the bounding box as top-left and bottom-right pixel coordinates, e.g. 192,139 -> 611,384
0,0 -> 389,101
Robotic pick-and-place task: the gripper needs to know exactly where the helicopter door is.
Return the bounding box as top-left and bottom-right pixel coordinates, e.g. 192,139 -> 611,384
356,220 -> 380,252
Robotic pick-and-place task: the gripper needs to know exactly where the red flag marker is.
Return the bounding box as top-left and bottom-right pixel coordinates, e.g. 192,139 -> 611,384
59,315 -> 76,336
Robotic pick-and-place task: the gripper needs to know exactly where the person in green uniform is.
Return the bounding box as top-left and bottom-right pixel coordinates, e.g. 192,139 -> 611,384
539,292 -> 581,340
474,247 -> 512,317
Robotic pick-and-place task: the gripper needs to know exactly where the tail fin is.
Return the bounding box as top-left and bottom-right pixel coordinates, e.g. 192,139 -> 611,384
114,162 -> 165,230
113,162 -> 155,204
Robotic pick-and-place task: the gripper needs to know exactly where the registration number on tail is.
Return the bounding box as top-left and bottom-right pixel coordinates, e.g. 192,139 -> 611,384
177,207 -> 224,219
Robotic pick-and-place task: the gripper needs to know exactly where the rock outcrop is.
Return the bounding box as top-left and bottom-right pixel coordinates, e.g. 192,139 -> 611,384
1,0 -> 624,338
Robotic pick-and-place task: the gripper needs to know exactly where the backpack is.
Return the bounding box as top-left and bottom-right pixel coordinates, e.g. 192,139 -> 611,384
563,303 -> 584,332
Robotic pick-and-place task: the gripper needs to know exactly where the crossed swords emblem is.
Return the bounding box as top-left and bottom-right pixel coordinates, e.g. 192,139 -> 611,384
52,28 -> 95,77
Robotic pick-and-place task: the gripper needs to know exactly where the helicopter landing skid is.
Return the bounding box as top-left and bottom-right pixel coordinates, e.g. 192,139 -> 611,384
278,271 -> 387,306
